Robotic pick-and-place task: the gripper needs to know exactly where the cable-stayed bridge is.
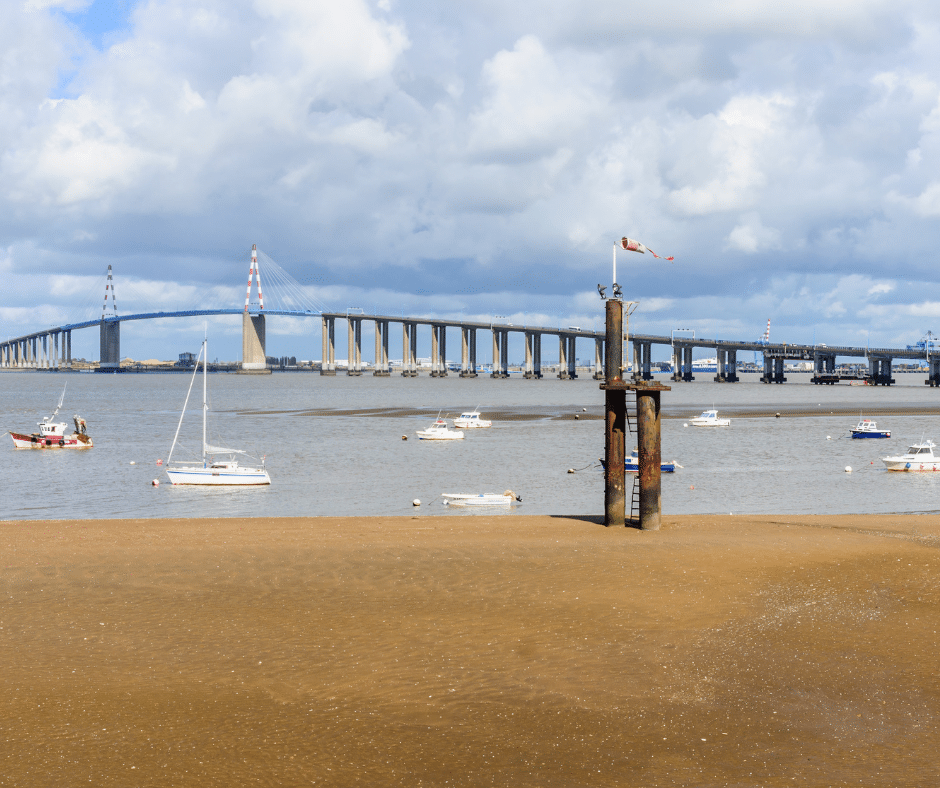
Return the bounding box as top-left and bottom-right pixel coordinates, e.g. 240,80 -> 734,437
2,246 -> 939,386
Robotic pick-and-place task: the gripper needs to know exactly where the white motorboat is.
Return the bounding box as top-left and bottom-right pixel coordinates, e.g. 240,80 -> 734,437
453,408 -> 492,429
165,338 -> 271,486
416,418 -> 464,440
882,441 -> 940,472
9,384 -> 93,449
442,490 -> 521,506
689,409 -> 730,427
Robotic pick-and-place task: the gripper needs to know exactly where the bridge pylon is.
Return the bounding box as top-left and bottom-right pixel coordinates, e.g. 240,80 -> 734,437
98,265 -> 122,372
239,244 -> 271,373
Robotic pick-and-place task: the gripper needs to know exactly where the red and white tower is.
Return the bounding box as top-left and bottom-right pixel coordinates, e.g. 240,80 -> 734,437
102,265 -> 118,318
244,244 -> 265,312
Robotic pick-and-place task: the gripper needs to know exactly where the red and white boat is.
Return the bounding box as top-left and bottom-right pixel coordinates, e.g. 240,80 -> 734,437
9,385 -> 93,449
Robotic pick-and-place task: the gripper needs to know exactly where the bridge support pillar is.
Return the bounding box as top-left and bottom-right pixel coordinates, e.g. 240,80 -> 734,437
558,335 -> 569,379
557,335 -> 577,379
714,349 -> 739,382
98,319 -> 121,373
761,357 -> 787,383
402,322 -> 418,376
926,358 -> 940,387
673,346 -> 694,381
460,326 -> 477,377
430,324 -> 447,377
491,329 -> 508,378
321,316 -> 336,375
240,312 -> 269,374
593,336 -> 604,380
524,331 -> 535,378
534,333 -> 542,378
869,356 -> 894,386
632,341 -> 653,381
346,317 -> 362,376
373,320 -> 390,376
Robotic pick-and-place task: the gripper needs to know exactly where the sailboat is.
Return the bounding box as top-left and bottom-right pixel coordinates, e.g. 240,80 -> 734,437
165,339 -> 270,486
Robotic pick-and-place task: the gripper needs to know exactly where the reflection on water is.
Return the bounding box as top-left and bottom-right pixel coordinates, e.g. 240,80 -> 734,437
3,370 -> 940,520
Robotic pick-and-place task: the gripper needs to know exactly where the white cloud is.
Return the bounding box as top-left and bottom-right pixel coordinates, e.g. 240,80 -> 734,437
6,0 -> 940,359
726,213 -> 781,253
468,35 -> 605,156
667,94 -> 796,216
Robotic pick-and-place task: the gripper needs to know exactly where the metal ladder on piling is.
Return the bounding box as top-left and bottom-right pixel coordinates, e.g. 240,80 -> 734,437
627,390 -> 640,523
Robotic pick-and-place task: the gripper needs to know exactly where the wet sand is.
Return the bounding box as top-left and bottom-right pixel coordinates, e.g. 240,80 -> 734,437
2,513 -> 940,786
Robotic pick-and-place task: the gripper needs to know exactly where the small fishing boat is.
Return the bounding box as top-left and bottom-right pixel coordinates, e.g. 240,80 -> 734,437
442,490 -> 521,506
882,441 -> 940,472
850,417 -> 890,439
9,385 -> 93,449
165,338 -> 270,485
689,409 -> 730,427
416,418 -> 464,440
453,408 -> 492,429
599,451 -> 677,473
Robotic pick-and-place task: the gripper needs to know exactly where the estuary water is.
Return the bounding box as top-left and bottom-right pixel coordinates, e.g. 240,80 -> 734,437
3,369 -> 940,521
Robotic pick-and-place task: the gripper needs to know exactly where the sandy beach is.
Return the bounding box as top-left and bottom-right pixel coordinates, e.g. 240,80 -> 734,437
2,513 -> 939,786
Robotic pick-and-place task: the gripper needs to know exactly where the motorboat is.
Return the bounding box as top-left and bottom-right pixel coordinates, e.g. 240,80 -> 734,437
882,441 -> 940,472
626,450 -> 676,473
9,384 -> 93,449
442,490 -> 521,506
165,338 -> 271,486
599,451 -> 677,473
689,409 -> 730,427
850,418 -> 890,439
416,418 -> 464,440
453,408 -> 491,429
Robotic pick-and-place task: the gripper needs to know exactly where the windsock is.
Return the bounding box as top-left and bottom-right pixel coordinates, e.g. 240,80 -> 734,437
620,237 -> 674,261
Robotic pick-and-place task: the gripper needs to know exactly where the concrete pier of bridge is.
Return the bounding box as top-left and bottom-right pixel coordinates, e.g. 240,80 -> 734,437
460,327 -> 478,377
239,312 -> 270,374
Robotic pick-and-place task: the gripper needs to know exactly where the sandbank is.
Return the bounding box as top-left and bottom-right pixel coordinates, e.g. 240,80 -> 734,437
2,513 -> 939,786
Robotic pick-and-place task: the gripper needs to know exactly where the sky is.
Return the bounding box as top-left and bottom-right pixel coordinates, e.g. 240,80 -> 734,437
4,0 -> 940,363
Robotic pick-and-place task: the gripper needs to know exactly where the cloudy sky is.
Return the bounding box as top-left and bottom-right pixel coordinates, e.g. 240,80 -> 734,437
4,0 -> 940,362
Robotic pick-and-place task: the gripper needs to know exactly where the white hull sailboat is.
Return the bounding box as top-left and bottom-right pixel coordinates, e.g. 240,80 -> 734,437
165,339 -> 270,486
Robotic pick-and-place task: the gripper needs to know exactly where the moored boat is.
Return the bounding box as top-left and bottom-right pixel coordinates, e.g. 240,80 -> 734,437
165,338 -> 270,486
882,440 -> 940,471
453,408 -> 491,429
442,490 -> 521,506
850,418 -> 890,439
689,409 -> 730,427
600,450 -> 677,473
9,385 -> 93,449
416,418 -> 464,440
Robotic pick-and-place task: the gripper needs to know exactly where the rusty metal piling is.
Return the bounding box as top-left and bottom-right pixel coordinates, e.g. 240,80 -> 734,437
601,299 -> 669,529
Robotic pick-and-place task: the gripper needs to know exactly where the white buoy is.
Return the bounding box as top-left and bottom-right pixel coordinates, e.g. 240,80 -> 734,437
130,461 -> 136,465
581,407 -> 587,412
151,479 -> 160,486
826,436 -> 831,440
574,414 -> 579,420
683,423 -> 688,428
412,499 -> 421,506
845,466 -> 852,473
567,468 -> 575,474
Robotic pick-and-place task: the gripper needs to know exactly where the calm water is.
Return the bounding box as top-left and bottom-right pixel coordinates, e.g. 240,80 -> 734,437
3,370 -> 940,520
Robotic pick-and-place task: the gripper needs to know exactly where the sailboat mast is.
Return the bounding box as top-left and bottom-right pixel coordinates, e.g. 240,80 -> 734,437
202,339 -> 208,467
